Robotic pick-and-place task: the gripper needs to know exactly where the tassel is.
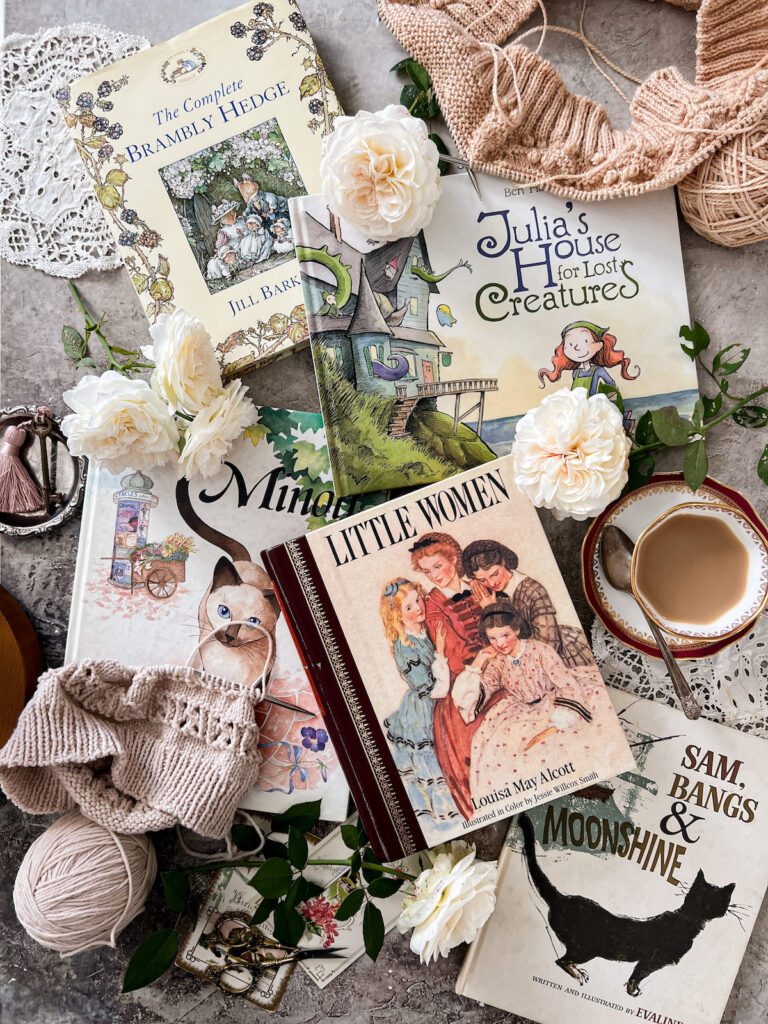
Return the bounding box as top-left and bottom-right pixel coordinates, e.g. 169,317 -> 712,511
0,424 -> 43,514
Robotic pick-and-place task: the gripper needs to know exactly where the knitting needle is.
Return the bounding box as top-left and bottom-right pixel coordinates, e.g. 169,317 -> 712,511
187,666 -> 316,717
261,693 -> 316,717
439,154 -> 483,201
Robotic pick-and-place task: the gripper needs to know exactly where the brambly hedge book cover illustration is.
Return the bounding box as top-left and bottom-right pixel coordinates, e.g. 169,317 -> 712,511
262,454 -> 635,859
291,173 -> 698,495
456,689 -> 768,1024
66,407 -> 379,819
59,1 -> 341,376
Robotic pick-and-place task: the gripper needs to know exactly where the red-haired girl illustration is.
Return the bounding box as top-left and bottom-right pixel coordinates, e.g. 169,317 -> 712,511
538,321 -> 640,430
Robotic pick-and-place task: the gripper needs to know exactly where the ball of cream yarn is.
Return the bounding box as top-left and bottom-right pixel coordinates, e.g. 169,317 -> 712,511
679,115 -> 768,248
13,810 -> 157,957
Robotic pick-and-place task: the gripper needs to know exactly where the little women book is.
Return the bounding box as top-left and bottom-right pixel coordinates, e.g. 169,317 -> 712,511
61,1 -> 341,376
290,173 -> 698,495
262,454 -> 635,859
66,408 -> 380,819
456,689 -> 768,1024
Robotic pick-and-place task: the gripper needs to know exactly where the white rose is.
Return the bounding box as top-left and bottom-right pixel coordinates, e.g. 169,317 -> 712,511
320,104 -> 442,241
179,381 -> 255,480
512,388 -> 631,521
62,371 -> 179,473
143,308 -> 224,415
396,841 -> 497,964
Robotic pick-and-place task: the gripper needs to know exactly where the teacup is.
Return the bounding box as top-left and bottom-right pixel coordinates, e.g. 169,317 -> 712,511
630,502 -> 768,641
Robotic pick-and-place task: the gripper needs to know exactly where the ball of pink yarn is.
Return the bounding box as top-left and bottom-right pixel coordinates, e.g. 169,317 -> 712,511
13,810 -> 157,957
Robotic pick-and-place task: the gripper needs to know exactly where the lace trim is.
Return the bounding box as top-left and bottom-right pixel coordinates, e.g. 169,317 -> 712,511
591,618 -> 768,738
0,23 -> 149,277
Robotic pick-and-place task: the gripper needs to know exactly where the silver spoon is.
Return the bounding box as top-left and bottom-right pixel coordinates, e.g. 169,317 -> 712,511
600,525 -> 702,720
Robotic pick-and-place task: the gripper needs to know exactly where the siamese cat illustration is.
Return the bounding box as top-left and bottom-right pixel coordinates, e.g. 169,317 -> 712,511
519,813 -> 735,996
176,479 -> 280,683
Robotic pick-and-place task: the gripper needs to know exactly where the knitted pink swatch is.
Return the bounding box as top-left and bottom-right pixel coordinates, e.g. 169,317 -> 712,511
377,0 -> 768,205
0,661 -> 263,838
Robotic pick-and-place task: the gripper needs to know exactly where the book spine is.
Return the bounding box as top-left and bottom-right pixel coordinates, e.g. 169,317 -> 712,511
262,537 -> 425,861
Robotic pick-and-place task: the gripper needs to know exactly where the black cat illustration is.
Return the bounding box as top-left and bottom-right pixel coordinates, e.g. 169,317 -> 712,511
519,812 -> 735,996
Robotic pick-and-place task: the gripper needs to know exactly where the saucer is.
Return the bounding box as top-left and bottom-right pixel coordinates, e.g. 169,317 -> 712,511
581,474 -> 768,660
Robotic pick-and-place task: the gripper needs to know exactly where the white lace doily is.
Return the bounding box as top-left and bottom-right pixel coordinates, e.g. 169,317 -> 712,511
591,618 -> 768,739
0,23 -> 149,277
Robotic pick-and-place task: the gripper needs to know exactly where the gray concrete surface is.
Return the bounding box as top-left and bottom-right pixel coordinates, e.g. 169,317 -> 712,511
1,1 -> 767,1021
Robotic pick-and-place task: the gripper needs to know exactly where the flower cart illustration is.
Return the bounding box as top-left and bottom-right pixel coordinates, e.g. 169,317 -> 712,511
106,471 -> 193,599
125,534 -> 194,600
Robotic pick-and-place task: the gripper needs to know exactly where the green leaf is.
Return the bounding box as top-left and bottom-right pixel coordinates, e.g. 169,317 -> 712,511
299,73 -> 321,99
428,131 -> 449,175
288,826 -> 308,871
683,439 -> 708,493
94,183 -> 121,209
284,876 -> 309,912
691,398 -> 705,432
361,848 -> 383,884
712,343 -> 750,377
122,929 -> 179,993
427,89 -> 441,119
633,409 -> 658,447
231,824 -> 263,852
273,903 -> 305,947
758,443 -> 768,486
271,800 -> 322,834
651,407 -> 694,447
363,902 -> 385,961
400,83 -> 422,111
293,440 -> 330,482
161,871 -> 190,914
349,851 -> 362,878
340,824 -> 360,851
679,321 -> 710,360
105,168 -> 129,186
356,818 -> 368,847
624,455 -> 655,495
733,405 -> 768,429
250,897 -> 278,926
62,325 -> 85,359
249,858 -> 294,899
366,876 -> 403,899
243,422 -> 270,447
702,392 -> 723,419
406,60 -> 431,92
187,893 -> 201,928
334,887 -> 365,921
74,356 -> 98,369
304,881 -> 324,900
262,838 -> 289,860
390,57 -> 413,73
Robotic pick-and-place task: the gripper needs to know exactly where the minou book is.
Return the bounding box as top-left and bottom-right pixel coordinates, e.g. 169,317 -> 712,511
456,689 -> 768,1024
61,1 -> 341,376
66,407 -> 381,819
262,453 -> 635,859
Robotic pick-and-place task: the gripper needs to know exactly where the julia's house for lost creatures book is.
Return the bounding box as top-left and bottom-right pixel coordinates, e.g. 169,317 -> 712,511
290,172 -> 698,496
457,689 -> 768,1024
61,1 -> 341,376
66,407 -> 380,819
262,454 -> 635,860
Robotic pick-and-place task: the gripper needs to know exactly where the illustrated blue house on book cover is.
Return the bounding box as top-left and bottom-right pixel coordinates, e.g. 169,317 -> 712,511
292,175 -> 699,497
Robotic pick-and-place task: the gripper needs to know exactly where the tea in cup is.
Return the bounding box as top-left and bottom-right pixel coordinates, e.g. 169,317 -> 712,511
630,502 -> 768,641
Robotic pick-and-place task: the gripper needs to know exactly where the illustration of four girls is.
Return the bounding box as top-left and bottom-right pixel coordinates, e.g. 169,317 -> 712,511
379,533 -> 605,830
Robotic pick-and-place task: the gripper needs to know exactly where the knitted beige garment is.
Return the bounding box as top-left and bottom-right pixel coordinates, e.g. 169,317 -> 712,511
376,0 -> 768,200
0,661 -> 262,839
